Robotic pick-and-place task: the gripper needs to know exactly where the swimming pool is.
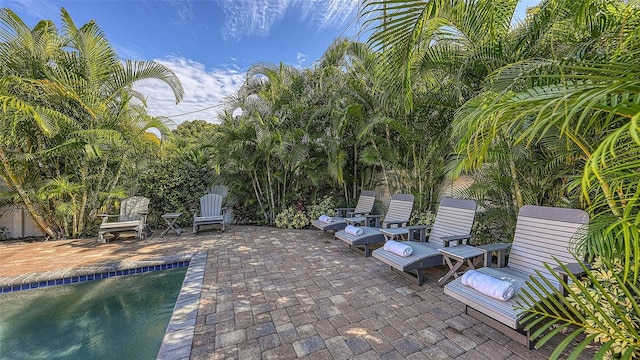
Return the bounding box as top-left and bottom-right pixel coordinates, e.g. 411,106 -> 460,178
0,267 -> 187,360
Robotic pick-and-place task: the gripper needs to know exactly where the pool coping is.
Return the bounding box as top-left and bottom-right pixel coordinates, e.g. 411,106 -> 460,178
157,251 -> 207,360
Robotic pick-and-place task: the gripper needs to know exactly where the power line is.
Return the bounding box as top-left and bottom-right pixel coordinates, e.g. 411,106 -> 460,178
163,103 -> 225,118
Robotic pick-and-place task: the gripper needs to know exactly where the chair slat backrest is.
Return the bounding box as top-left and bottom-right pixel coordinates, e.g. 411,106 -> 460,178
383,193 -> 414,226
429,198 -> 477,247
200,193 -> 223,217
119,196 -> 150,222
353,190 -> 376,215
508,205 -> 589,279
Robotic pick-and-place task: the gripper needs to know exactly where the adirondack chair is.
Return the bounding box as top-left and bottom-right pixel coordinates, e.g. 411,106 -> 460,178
311,190 -> 377,233
443,205 -> 589,348
98,196 -> 150,243
193,193 -> 226,234
371,198 -> 477,285
334,193 -> 414,257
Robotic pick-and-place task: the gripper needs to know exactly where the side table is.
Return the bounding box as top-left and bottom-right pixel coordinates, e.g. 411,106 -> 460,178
380,228 -> 409,242
406,225 -> 430,242
437,244 -> 484,286
161,212 -> 183,236
477,243 -> 511,268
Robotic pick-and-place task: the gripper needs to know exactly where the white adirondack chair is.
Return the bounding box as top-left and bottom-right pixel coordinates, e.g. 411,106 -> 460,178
98,196 -> 150,243
193,193 -> 226,234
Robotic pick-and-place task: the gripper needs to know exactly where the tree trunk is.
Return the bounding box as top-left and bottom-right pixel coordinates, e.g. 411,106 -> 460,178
0,147 -> 56,238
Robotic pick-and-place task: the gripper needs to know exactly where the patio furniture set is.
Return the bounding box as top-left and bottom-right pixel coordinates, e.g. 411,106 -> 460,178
312,191 -> 589,349
98,193 -> 226,242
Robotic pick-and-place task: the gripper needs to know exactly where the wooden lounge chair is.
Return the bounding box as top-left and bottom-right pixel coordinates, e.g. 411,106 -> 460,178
193,193 -> 226,234
443,205 -> 589,348
371,198 -> 477,285
98,196 -> 150,243
311,190 -> 376,233
334,193 -> 414,257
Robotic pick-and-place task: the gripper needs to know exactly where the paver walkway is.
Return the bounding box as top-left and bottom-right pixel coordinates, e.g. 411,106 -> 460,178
0,226 -> 595,359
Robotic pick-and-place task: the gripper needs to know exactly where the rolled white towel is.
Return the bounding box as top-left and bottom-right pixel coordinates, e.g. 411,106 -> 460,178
318,215 -> 333,223
461,270 -> 514,301
383,240 -> 413,257
344,225 -> 363,236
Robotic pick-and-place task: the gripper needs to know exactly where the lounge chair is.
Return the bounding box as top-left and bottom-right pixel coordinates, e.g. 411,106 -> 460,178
311,190 -> 376,233
98,196 -> 150,243
193,193 -> 226,233
334,193 -> 414,257
371,198 -> 477,285
443,205 -> 589,348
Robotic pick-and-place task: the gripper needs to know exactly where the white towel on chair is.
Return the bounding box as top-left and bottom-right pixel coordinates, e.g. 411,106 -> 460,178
461,270 -> 514,301
319,215 -> 332,223
344,225 -> 363,236
383,240 -> 413,257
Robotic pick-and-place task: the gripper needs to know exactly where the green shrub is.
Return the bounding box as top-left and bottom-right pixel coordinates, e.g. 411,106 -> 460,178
566,258 -> 640,358
306,196 -> 337,221
410,210 -> 436,226
275,207 -> 309,229
136,154 -> 211,228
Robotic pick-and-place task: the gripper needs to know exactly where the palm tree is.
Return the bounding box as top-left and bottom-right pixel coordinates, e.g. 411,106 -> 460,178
0,8 -> 184,238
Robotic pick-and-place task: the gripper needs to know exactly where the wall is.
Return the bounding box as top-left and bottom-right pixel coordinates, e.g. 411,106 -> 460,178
0,206 -> 44,239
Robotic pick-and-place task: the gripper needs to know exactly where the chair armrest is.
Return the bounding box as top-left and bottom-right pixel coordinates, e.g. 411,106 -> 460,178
441,234 -> 472,247
336,207 -> 355,217
383,220 -> 407,228
221,207 -> 227,216
553,262 -> 591,296
553,262 -> 591,277
97,214 -> 117,224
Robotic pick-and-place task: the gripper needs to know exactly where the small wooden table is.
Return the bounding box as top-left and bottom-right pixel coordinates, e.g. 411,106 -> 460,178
161,212 -> 183,236
438,244 -> 484,286
345,215 -> 382,228
380,228 -> 409,242
406,225 -> 430,242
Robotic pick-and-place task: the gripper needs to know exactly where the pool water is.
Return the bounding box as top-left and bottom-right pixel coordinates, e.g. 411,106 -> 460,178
0,267 -> 187,360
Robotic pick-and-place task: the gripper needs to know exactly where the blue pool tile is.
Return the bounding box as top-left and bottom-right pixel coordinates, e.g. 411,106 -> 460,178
2,260 -> 189,293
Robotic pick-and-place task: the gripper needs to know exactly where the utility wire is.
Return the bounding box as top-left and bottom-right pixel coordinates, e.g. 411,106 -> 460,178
163,102 -> 225,118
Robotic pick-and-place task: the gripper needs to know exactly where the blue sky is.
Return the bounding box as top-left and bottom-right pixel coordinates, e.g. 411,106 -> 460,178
1,0 -> 539,125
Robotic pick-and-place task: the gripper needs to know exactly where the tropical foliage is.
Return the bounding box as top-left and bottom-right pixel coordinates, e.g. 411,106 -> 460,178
360,0 -> 640,356
4,0 -> 640,355
0,8 -> 183,238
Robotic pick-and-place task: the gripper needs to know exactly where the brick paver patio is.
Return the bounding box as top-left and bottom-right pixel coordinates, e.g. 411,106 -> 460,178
0,226 -> 595,359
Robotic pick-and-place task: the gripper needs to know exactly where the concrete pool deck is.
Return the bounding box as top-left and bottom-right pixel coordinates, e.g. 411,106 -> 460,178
0,226 -> 595,359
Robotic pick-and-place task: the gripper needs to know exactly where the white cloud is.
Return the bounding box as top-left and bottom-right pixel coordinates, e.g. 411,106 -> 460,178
218,0 -> 359,41
296,52 -> 307,67
134,56 -> 245,126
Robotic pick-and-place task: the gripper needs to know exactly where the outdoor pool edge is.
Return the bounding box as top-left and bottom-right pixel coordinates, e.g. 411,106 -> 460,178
157,251 -> 207,360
